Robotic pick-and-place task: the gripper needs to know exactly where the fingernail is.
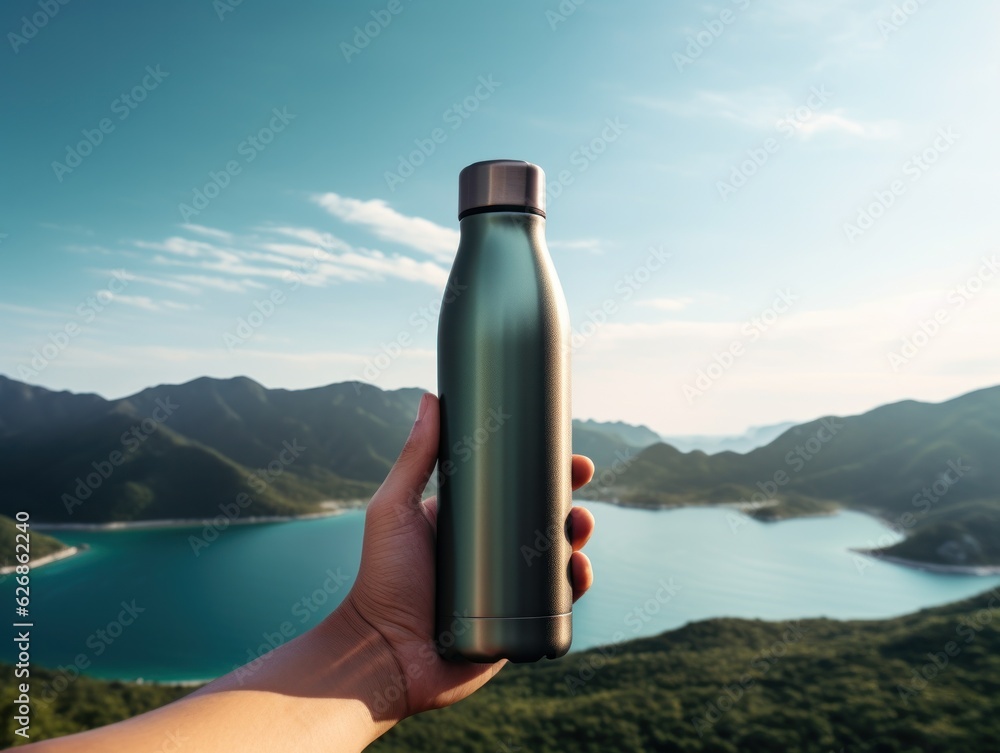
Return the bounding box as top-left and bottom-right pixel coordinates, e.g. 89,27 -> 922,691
415,393 -> 429,423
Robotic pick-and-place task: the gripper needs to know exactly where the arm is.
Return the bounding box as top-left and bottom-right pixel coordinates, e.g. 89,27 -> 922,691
28,393 -> 596,752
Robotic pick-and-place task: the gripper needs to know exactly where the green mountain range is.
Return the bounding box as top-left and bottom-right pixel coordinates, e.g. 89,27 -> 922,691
0,375 -> 423,524
2,375 -> 999,568
0,375 -> 645,524
593,386 -> 1000,568
4,588 -> 998,751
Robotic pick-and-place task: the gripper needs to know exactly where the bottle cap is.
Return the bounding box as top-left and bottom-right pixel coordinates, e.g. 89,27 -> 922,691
458,160 -> 546,220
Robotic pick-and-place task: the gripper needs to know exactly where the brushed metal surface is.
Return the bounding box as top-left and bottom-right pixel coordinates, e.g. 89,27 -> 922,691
458,159 -> 546,219
436,209 -> 572,663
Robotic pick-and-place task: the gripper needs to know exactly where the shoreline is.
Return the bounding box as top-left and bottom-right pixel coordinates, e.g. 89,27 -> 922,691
588,499 -> 1000,575
33,502 -> 365,532
0,545 -> 82,575
853,549 -> 1000,576
24,500 -> 1000,576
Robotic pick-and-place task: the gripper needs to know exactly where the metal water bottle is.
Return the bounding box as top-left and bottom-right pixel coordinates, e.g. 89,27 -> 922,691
435,159 -> 572,663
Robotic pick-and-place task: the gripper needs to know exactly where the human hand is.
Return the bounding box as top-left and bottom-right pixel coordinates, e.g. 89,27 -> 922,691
26,393 -> 594,753
333,392 -> 596,721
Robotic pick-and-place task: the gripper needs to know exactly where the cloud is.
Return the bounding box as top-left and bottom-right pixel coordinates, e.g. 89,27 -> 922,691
0,302 -> 64,317
172,274 -> 266,293
312,192 -> 458,260
637,297 -> 694,312
180,224 -> 235,243
107,294 -> 199,313
631,89 -> 900,140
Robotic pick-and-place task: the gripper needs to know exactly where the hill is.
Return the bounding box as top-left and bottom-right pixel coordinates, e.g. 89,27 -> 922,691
0,376 -> 421,523
3,589 -> 997,751
590,387 -> 1000,567
662,420 -> 798,454
0,515 -> 69,571
0,376 -> 646,524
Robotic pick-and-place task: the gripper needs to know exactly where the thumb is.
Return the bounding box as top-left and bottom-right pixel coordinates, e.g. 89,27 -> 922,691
371,393 -> 438,517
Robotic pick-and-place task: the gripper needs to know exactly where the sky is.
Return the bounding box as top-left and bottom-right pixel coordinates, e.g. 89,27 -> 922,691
2,0 -> 999,435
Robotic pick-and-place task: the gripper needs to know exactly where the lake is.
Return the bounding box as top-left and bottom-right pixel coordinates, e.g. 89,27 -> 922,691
4,503 -> 999,683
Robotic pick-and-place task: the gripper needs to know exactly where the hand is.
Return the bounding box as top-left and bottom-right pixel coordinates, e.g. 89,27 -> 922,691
335,392 -> 596,721
27,393 -> 595,753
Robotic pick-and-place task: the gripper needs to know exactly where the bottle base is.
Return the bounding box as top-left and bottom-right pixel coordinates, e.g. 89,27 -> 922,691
437,613 -> 572,663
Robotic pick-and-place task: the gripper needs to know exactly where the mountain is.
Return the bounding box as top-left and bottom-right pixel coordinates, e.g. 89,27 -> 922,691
0,514 -> 69,570
570,419 -> 659,468
0,375 -> 422,523
574,419 -> 661,448
594,386 -> 1000,567
5,588 -> 999,751
0,375 -> 662,524
661,420 -> 798,454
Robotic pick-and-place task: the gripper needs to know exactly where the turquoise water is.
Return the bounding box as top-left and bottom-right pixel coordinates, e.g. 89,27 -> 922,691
3,504 -> 999,682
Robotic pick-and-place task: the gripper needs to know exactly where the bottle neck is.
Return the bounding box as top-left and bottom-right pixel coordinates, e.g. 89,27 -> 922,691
459,210 -> 546,233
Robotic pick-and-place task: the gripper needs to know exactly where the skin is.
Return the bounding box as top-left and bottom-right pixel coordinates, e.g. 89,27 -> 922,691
28,394 -> 596,752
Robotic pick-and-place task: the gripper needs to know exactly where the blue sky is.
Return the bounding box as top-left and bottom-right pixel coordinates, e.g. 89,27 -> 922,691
2,0 -> 998,434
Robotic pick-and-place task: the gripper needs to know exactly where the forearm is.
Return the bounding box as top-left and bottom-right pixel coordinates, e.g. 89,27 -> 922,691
27,605 -> 404,753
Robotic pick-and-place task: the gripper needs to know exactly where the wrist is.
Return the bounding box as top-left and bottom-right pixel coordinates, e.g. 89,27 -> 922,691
311,593 -> 411,732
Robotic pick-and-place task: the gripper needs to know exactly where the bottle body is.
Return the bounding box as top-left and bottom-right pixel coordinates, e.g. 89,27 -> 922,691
436,211 -> 572,663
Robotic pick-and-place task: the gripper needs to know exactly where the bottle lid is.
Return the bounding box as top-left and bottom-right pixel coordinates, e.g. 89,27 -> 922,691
458,160 -> 546,220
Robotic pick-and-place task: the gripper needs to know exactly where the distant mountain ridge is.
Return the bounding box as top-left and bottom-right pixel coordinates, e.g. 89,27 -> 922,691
0,376 -> 648,524
596,386 -> 1000,567
0,375 -> 423,523
661,421 -> 798,454
3,375 -> 999,569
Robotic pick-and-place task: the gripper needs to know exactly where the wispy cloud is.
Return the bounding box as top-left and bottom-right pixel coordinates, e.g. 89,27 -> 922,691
108,294 -> 200,313
85,193 -> 455,299
180,224 -> 235,243
312,192 -> 458,260
0,302 -> 64,317
637,297 -> 694,312
631,89 -> 899,140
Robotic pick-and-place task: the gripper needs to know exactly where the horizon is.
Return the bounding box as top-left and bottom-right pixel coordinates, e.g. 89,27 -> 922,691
3,1 -> 999,434
4,370 -> 996,440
